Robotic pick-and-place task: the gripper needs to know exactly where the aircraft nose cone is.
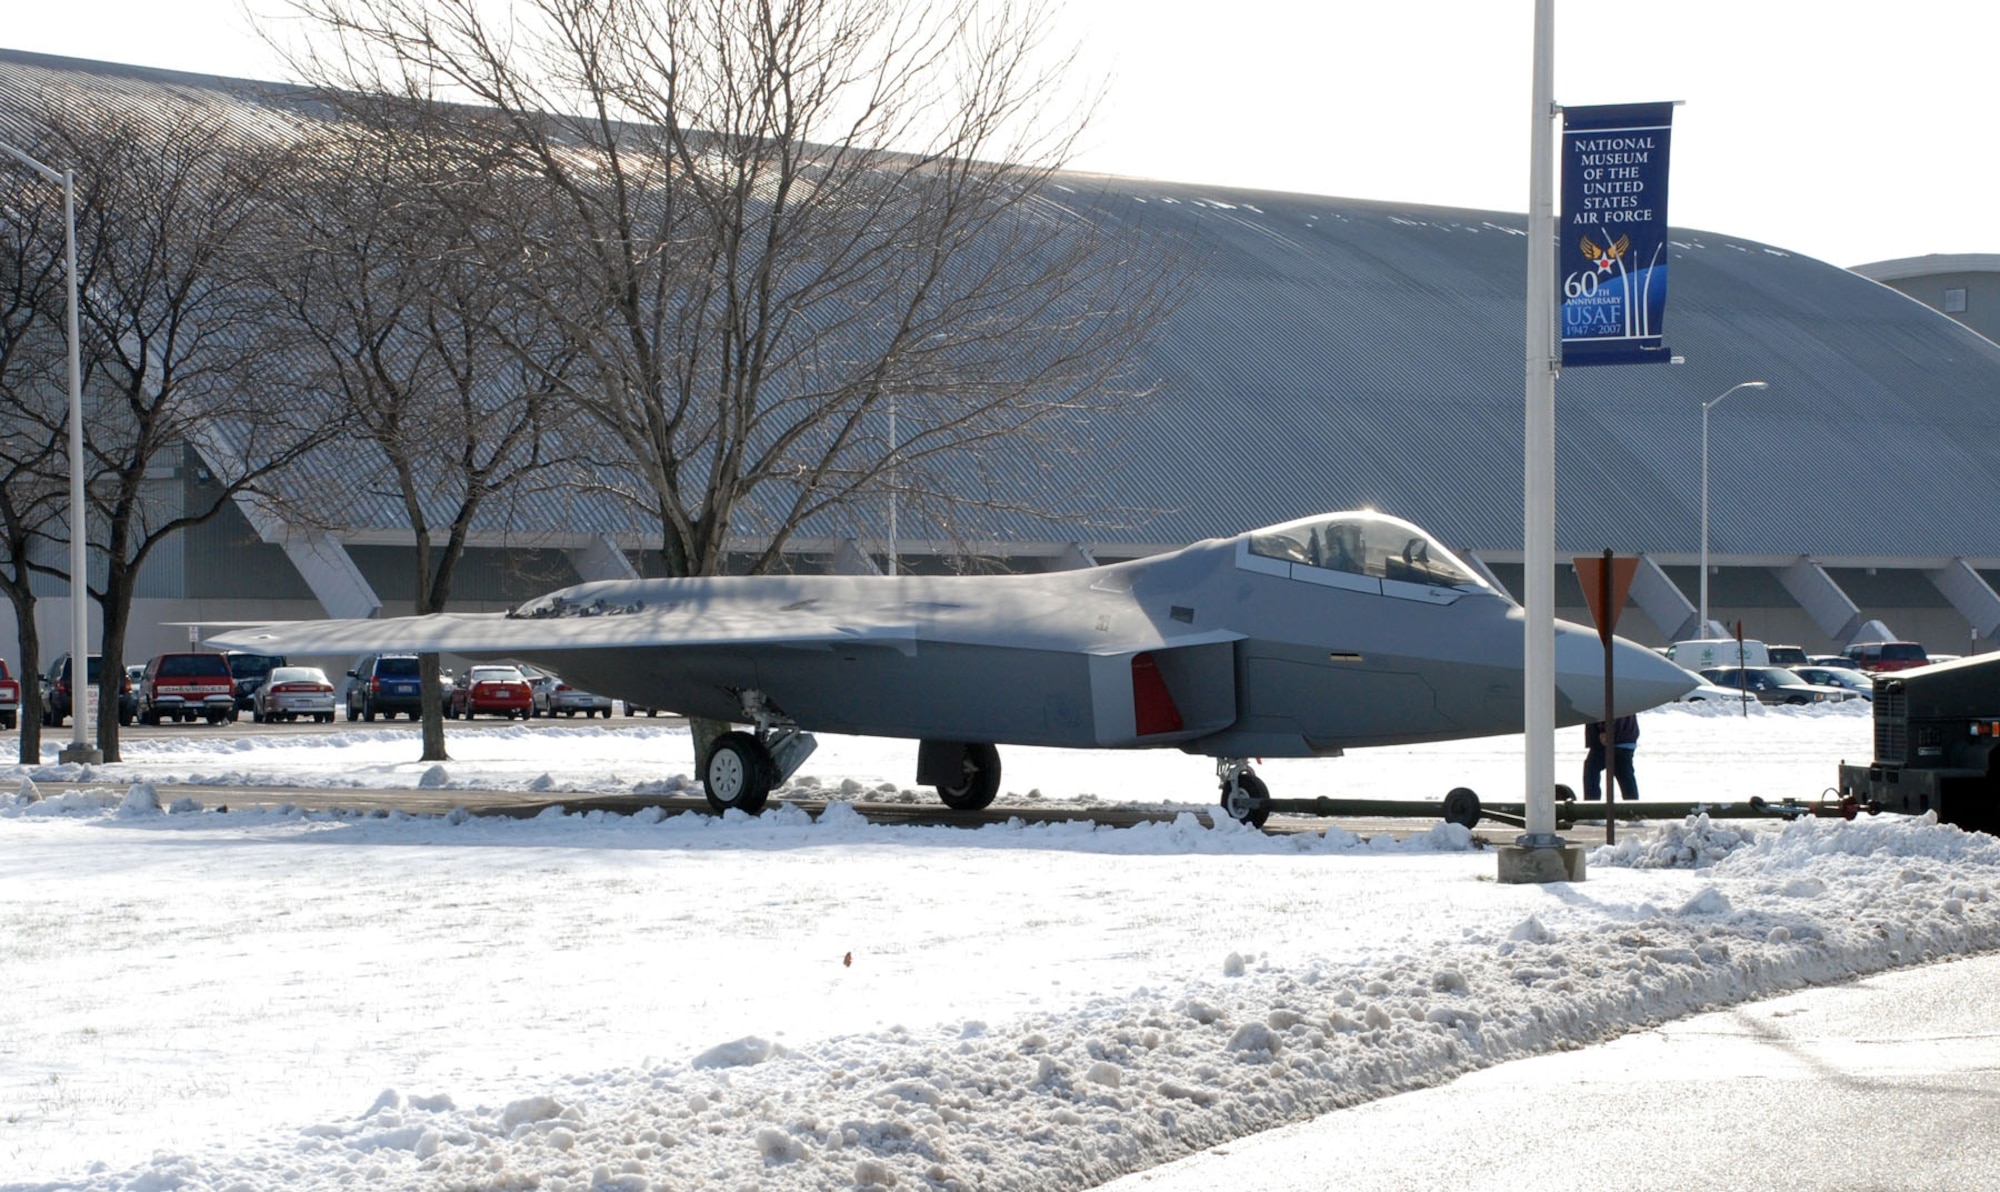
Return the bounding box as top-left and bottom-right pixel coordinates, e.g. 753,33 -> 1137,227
1554,622 -> 1697,718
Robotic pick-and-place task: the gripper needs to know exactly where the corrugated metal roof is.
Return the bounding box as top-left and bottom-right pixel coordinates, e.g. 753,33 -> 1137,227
6,48 -> 2000,565
1039,191 -> 2000,562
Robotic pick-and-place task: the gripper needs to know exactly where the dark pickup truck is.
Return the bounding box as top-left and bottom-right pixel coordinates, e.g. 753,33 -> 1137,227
1838,653 -> 2000,834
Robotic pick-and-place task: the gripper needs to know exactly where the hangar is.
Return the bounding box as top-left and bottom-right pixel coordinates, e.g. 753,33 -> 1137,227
1853,254 -> 2000,346
4,46 -> 2000,667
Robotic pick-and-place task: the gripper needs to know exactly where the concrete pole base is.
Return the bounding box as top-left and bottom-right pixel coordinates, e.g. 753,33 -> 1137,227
58,745 -> 102,765
1498,843 -> 1586,884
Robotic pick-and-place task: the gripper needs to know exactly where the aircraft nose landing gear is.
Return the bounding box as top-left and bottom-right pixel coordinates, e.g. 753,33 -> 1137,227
1218,758 -> 1271,828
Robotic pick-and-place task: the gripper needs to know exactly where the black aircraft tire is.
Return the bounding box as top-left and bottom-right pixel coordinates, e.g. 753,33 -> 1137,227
704,731 -> 774,815
1442,786 -> 1483,828
936,742 -> 1002,811
1221,771 -> 1272,828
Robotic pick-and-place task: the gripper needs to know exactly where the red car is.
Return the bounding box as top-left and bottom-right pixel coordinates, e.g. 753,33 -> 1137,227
447,665 -> 533,719
1845,640 -> 1930,673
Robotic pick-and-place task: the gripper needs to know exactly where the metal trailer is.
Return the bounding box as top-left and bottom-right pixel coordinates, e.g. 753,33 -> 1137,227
1260,787 -> 1860,831
1838,653 -> 2000,834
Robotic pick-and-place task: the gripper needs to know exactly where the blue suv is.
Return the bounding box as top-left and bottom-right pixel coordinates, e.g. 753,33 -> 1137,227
345,654 -> 425,721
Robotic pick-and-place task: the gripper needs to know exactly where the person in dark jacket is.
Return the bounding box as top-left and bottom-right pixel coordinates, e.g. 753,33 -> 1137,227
1583,713 -> 1640,801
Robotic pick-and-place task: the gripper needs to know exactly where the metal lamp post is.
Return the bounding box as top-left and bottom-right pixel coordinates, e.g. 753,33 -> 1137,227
1,139 -> 100,763
886,396 -> 897,577
1520,0 -> 1559,853
1698,380 -> 1768,638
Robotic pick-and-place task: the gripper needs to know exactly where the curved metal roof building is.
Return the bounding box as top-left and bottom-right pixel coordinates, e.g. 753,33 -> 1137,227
1069,186 -> 2000,558
4,47 -> 1999,658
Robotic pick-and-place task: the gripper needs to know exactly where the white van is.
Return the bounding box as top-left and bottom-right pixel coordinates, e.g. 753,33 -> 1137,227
1664,638 -> 1770,672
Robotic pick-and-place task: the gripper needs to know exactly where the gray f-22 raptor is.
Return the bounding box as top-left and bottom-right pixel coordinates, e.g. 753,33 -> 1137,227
211,510 -> 1694,822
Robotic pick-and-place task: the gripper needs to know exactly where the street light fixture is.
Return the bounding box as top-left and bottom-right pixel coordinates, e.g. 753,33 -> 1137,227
0,138 -> 99,763
1699,380 -> 1769,639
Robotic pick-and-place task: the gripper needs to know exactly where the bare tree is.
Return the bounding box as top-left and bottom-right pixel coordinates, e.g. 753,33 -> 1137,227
266,118 -> 579,760
283,0 -> 1174,576
283,0 -> 1177,761
0,147 -> 73,760
27,99 -> 347,761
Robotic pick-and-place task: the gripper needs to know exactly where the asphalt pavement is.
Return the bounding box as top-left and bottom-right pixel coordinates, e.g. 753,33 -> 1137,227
1094,951 -> 2000,1191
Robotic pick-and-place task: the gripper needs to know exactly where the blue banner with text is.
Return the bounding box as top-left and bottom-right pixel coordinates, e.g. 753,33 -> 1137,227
1560,102 -> 1675,366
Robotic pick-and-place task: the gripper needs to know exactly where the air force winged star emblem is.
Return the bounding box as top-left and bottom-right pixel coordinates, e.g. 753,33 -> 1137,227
1580,233 -> 1630,274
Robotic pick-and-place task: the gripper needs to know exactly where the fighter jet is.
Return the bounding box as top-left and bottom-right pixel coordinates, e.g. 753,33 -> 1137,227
210,510 -> 1694,823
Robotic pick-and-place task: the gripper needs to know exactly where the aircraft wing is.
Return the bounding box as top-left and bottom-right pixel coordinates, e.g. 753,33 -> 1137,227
206,603 -> 919,657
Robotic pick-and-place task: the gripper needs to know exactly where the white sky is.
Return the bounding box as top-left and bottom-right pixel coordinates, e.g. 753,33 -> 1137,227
6,1 -> 1994,267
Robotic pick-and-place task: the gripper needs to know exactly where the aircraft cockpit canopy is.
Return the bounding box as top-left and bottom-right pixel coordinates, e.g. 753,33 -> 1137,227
1247,512 -> 1489,591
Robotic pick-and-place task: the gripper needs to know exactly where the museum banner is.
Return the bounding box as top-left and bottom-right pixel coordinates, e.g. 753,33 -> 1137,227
1559,102 -> 1675,366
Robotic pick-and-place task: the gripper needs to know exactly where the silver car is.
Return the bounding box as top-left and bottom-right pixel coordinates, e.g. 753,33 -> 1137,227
547,679 -> 615,718
1791,665 -> 1875,701
1700,666 -> 1855,705
252,666 -> 337,723
520,664 -> 614,717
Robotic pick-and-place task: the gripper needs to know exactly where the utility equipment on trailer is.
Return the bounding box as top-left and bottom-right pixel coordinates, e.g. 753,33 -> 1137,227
1838,653 -> 2000,834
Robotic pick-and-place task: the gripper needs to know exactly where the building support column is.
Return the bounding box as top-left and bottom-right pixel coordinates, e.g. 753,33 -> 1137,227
1776,557 -> 1865,646
567,535 -> 640,583
1461,551 -> 1512,599
1928,559 -> 2000,646
1630,554 -> 1699,642
830,538 -> 884,576
234,491 -> 381,620
1052,542 -> 1099,571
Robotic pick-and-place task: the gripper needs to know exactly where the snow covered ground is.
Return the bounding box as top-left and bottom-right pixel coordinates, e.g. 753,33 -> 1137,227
6,700 -> 1999,1191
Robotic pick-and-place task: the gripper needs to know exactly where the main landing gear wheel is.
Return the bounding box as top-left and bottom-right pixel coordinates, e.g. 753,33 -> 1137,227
1442,786 -> 1483,829
703,730 -> 775,815
1220,769 -> 1271,829
935,742 -> 1002,811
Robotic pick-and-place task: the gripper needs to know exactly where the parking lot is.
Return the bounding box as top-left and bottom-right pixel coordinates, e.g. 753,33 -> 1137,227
24,707 -> 682,740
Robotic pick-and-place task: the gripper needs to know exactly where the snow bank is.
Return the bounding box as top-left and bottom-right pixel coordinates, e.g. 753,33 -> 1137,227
12,804 -> 1995,1192
1591,811 -> 1762,868
5,705 -> 1956,1191
350,815 -> 1989,1192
